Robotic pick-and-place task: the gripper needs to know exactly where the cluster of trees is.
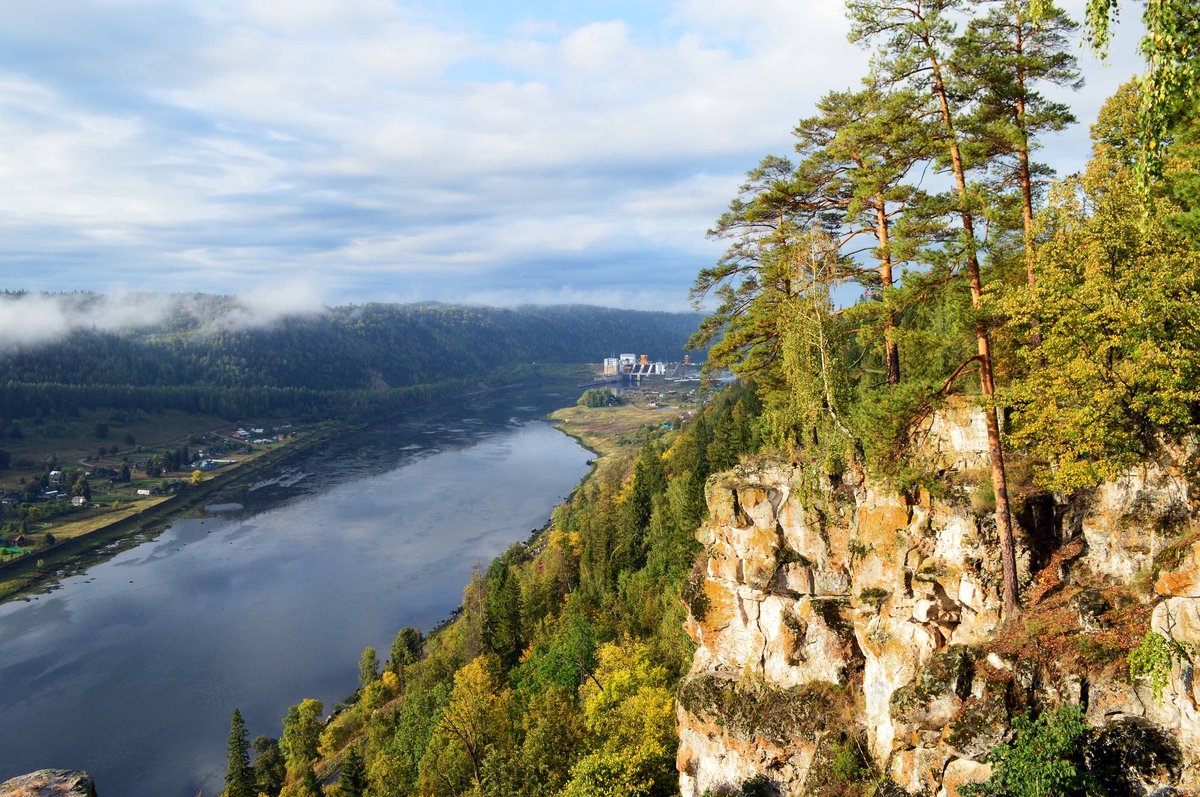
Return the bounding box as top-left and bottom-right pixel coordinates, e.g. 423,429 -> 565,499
691,0 -> 1200,617
0,302 -> 701,422
225,384 -> 763,797
142,446 -> 192,478
576,389 -> 620,408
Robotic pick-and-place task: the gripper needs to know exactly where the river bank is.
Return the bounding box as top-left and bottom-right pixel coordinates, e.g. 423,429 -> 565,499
0,368 -> 598,605
0,421 -> 354,603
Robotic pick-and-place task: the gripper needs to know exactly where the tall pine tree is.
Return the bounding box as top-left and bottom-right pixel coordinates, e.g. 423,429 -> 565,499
224,708 -> 253,797
847,0 -> 1021,616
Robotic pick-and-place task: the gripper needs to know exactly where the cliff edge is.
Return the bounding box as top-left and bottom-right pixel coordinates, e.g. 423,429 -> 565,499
677,404 -> 1199,796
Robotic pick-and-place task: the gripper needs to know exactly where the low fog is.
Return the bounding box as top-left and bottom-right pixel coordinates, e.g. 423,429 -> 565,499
0,286 -> 327,350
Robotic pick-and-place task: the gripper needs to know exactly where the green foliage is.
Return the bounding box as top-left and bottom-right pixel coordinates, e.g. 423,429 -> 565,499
578,388 -> 620,408
251,735 -> 286,797
358,647 -> 379,687
962,705 -> 1091,797
224,708 -> 254,797
280,698 -> 324,778
561,639 -> 678,797
1003,87 -> 1200,490
858,587 -> 889,610
1085,0 -> 1200,183
416,656 -> 513,796
297,767 -> 322,797
336,746 -> 367,797
1128,630 -> 1194,700
482,553 -> 525,669
0,299 -> 701,420
389,627 -> 422,676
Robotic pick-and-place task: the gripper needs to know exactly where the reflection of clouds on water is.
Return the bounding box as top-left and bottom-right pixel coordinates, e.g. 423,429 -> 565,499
0,385 -> 591,797
0,595 -> 73,651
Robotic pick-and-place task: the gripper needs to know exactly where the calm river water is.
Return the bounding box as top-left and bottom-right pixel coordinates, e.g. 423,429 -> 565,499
0,386 -> 591,797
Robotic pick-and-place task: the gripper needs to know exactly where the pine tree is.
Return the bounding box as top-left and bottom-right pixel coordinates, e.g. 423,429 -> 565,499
793,80 -> 936,386
959,0 -> 1081,300
299,766 -> 323,797
337,747 -> 367,797
224,708 -> 253,797
848,0 -> 1021,617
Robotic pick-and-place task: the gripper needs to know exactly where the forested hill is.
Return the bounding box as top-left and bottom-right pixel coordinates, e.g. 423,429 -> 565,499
0,297 -> 702,419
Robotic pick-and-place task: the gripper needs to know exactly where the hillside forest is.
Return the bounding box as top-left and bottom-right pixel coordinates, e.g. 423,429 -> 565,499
0,301 -> 701,423
216,2 -> 1200,796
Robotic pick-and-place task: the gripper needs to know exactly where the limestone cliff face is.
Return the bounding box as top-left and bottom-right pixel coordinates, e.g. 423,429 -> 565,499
676,406 -> 1200,796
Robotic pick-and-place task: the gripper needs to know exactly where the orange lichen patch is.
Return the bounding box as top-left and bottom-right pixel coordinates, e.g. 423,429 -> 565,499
1154,530 -> 1200,596
857,504 -> 912,537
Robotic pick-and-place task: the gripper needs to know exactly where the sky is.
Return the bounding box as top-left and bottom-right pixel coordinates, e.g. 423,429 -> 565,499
0,0 -> 1146,314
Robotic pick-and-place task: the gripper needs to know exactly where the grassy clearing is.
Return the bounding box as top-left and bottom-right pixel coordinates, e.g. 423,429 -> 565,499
550,380 -> 697,463
550,405 -> 677,460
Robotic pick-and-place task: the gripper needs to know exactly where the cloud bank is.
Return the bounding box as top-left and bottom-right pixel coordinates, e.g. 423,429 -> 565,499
0,289 -> 326,350
0,1 -> 1146,311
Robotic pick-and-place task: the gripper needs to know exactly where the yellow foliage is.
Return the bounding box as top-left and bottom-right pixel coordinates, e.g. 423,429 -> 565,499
380,670 -> 400,694
562,638 -> 677,797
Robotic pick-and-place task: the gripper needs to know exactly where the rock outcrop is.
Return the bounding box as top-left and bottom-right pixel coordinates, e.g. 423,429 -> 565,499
677,404 -> 1199,796
0,771 -> 96,797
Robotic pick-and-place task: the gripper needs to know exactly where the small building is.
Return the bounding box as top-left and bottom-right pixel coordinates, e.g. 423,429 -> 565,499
603,357 -> 620,376
48,470 -> 63,485
71,496 -> 87,507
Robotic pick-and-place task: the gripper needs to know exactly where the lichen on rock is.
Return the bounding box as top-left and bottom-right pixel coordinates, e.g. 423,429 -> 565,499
675,405 -> 1200,797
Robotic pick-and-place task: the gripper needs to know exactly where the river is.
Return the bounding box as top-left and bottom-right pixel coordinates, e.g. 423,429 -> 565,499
0,386 -> 592,796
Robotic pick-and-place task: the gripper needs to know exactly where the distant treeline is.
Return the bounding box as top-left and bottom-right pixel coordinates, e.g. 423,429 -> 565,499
0,300 -> 703,420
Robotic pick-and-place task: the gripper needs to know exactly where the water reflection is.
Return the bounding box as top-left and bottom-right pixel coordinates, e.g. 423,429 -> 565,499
0,389 -> 589,797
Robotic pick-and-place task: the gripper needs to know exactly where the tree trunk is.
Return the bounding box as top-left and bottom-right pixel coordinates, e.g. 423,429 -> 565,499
929,50 -> 1021,618
874,193 -> 901,385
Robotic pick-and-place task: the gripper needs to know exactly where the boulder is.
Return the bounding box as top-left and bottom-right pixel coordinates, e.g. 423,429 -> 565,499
0,771 -> 96,797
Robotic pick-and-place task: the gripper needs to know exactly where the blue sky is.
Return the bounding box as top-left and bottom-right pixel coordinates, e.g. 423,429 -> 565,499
0,0 -> 1145,313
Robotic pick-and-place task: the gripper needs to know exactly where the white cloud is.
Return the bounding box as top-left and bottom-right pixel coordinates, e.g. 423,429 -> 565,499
0,287 -> 329,349
0,0 -> 1155,311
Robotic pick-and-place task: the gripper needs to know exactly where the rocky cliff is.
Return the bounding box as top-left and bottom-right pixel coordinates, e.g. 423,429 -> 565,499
0,771 -> 96,797
677,404 -> 1200,796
